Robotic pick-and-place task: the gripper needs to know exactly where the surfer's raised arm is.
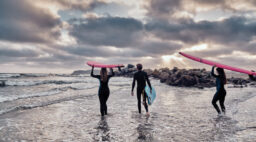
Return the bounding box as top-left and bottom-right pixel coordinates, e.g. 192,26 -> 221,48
90,66 -> 99,78
211,66 -> 218,77
90,66 -> 94,76
108,68 -> 115,77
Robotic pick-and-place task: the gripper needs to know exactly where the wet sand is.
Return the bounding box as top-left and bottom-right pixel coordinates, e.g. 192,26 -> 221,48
0,77 -> 256,141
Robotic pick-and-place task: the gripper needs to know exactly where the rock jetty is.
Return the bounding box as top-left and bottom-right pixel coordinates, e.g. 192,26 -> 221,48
115,65 -> 254,89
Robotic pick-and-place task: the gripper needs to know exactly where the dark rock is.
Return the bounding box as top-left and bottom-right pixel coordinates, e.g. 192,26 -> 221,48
159,68 -> 170,73
114,65 -> 137,77
0,80 -> 6,87
152,69 -> 160,78
127,64 -> 135,69
172,67 -> 179,73
71,70 -> 90,75
201,68 -> 206,72
144,69 -> 153,76
174,70 -> 183,78
228,77 -> 249,85
159,72 -> 169,83
228,85 -> 244,88
195,85 -> 204,89
250,82 -> 256,86
177,75 -> 198,87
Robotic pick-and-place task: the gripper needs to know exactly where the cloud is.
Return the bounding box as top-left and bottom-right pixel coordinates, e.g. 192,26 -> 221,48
145,0 -> 256,20
52,0 -> 107,12
145,0 -> 182,19
69,17 -> 143,47
0,0 -> 62,43
145,16 -> 256,44
0,48 -> 38,57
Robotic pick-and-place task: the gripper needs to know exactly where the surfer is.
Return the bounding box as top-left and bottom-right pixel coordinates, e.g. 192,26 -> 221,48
249,70 -> 256,81
91,66 -> 114,117
249,75 -> 256,81
211,65 -> 227,115
131,64 -> 152,116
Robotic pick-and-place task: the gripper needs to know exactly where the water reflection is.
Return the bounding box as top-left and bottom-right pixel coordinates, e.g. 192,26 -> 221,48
209,115 -> 238,141
94,117 -> 110,142
135,114 -> 154,142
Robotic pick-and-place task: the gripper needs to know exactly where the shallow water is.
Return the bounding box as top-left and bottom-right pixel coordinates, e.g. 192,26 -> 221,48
0,74 -> 256,141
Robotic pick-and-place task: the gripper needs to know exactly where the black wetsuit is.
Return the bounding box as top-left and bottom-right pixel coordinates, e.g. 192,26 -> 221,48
132,71 -> 152,113
211,67 -> 226,114
249,75 -> 256,81
91,68 -> 114,116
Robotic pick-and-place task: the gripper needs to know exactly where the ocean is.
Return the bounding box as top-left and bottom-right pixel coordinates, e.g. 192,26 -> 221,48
0,73 -> 255,141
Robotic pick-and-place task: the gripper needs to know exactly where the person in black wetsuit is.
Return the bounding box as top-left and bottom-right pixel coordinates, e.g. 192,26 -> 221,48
131,64 -> 152,115
211,65 -> 227,115
91,66 -> 114,117
248,70 -> 256,81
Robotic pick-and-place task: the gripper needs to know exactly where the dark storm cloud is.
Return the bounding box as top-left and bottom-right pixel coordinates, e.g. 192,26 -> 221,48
145,16 -> 256,44
63,46 -> 115,57
145,0 -> 256,19
53,0 -> 107,12
194,0 -> 225,4
146,0 -> 181,18
69,17 -> 143,47
0,48 -> 39,57
0,0 -> 61,43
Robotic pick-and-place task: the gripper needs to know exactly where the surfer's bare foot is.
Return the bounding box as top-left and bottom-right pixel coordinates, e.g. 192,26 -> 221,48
146,112 -> 150,117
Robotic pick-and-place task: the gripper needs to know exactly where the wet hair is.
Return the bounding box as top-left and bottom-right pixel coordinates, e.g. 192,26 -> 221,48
136,64 -> 143,70
217,68 -> 227,84
100,68 -> 108,82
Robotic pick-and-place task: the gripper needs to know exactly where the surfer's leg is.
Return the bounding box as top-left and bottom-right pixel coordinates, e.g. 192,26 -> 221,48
99,93 -> 105,116
104,89 -> 110,115
212,92 -> 221,114
219,90 -> 226,113
137,88 -> 142,113
143,91 -> 148,112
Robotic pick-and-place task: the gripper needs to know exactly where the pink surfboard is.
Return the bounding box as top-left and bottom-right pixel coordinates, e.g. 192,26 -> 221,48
179,52 -> 256,75
86,61 -> 124,68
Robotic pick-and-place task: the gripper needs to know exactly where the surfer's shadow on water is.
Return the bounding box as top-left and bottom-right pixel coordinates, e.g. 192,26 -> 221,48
208,115 -> 239,141
212,115 -> 238,129
93,117 -> 110,142
131,111 -> 156,142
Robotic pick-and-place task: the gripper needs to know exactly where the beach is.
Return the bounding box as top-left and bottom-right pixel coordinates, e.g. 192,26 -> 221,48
0,74 -> 256,141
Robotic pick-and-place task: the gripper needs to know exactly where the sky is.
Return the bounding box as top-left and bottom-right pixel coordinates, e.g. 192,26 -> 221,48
1,0 -> 256,73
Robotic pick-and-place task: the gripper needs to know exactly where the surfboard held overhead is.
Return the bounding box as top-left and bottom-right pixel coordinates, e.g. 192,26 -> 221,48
179,52 -> 256,75
86,61 -> 124,68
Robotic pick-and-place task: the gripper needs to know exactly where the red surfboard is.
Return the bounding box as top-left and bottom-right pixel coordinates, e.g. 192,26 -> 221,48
179,52 -> 256,75
86,61 -> 124,68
